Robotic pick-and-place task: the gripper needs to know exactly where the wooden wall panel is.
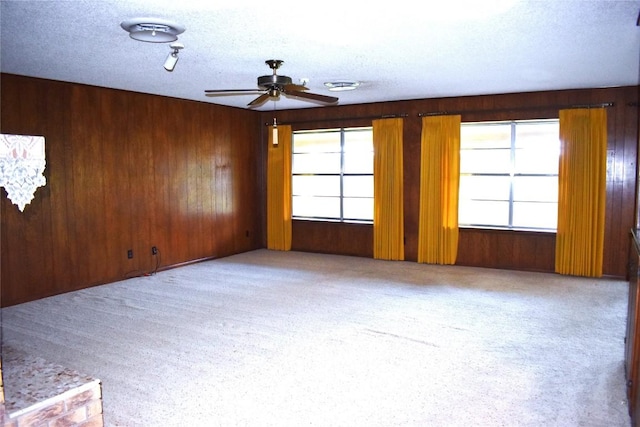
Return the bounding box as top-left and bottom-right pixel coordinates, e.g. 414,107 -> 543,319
69,85 -> 109,285
229,108 -> 263,254
291,221 -> 373,258
212,108 -> 235,258
125,92 -> 156,275
456,229 -> 556,272
43,82 -> 73,295
1,74 -> 264,306
100,89 -> 132,279
266,86 -> 639,278
1,77 -> 62,303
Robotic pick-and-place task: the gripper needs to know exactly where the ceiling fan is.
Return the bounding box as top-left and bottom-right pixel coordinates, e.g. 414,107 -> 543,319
204,59 -> 339,108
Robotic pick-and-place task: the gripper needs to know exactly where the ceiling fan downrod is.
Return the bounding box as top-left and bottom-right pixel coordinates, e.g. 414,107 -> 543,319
266,59 -> 283,71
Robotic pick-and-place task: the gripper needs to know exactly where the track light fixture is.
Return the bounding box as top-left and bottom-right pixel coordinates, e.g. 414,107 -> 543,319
164,42 -> 184,72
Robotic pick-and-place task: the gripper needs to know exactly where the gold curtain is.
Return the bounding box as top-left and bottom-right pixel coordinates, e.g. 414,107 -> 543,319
266,125 -> 292,251
555,108 -> 607,277
372,118 -> 404,260
417,115 -> 461,264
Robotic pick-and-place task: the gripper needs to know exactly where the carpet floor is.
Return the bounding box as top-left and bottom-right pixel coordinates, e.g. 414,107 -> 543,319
1,249 -> 631,426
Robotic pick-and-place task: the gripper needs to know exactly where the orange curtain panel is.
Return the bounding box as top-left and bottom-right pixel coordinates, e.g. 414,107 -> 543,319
555,108 -> 607,277
417,115 -> 461,264
372,118 -> 404,260
266,125 -> 292,251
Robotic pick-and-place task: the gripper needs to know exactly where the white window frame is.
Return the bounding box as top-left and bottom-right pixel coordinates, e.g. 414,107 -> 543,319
292,127 -> 374,223
459,119 -> 560,232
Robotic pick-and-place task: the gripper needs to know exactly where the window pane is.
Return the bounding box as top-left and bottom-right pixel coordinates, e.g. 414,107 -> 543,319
460,149 -> 511,174
344,129 -> 373,153
515,121 -> 559,148
292,175 -> 340,197
292,153 -> 341,174
513,176 -> 558,202
344,197 -> 373,221
514,121 -> 560,174
458,199 -> 510,227
514,147 -> 559,174
292,196 -> 340,219
461,123 -> 511,149
293,130 -> 340,153
344,151 -> 373,174
459,175 -> 510,201
513,202 -> 558,229
343,175 -> 373,198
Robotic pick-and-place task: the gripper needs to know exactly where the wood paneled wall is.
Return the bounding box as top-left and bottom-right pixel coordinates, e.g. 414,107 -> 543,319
2,76 -> 637,308
1,74 -> 265,307
292,221 -> 373,258
265,86 -> 639,278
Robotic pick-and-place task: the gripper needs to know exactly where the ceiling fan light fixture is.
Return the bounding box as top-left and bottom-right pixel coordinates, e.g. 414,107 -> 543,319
121,18 -> 186,43
268,88 -> 280,99
272,117 -> 279,146
324,81 -> 360,92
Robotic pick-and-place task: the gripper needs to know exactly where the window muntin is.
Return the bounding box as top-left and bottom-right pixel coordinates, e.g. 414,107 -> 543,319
459,119 -> 560,231
292,127 -> 373,222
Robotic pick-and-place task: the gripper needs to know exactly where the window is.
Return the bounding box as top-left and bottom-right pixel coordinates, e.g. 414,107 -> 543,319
459,119 -> 560,231
292,127 -> 373,222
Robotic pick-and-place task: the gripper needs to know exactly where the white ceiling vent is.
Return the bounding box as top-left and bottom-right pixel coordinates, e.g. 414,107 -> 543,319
120,17 -> 185,43
324,81 -> 360,92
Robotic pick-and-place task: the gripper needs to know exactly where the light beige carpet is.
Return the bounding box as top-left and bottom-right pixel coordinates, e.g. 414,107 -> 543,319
1,249 -> 630,426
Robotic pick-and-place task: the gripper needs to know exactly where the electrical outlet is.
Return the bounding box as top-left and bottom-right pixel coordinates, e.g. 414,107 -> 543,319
127,249 -> 133,259
152,246 -> 158,255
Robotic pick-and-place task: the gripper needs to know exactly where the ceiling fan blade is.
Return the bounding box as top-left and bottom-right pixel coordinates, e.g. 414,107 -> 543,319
282,89 -> 339,105
283,83 -> 308,92
247,92 -> 271,108
205,88 -> 263,95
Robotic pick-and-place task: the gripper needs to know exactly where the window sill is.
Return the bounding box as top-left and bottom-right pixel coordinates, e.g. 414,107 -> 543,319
292,217 -> 373,225
459,226 -> 556,234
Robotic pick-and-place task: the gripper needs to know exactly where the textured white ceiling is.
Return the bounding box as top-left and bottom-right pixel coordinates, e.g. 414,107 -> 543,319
1,0 -> 639,111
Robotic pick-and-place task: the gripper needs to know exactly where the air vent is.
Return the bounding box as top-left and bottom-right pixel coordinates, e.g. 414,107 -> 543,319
324,81 -> 361,92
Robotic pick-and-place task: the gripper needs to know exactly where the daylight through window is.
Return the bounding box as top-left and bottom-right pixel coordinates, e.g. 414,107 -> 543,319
292,127 -> 373,222
459,119 -> 560,231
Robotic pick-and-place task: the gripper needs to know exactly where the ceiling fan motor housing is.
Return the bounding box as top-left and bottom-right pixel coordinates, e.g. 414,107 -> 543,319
258,74 -> 293,89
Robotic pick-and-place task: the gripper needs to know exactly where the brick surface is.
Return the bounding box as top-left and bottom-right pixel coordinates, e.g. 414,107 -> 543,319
64,388 -> 98,412
77,414 -> 103,427
17,401 -> 64,426
84,401 -> 102,419
3,383 -> 102,427
49,407 -> 87,427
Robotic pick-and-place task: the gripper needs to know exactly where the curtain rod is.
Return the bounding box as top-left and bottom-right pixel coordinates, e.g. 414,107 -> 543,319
262,101 -> 618,126
266,113 -> 409,126
417,102 -> 615,117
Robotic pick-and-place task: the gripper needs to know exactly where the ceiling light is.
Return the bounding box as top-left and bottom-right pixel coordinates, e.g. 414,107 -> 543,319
121,18 -> 185,43
164,42 -> 184,72
324,81 -> 360,92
